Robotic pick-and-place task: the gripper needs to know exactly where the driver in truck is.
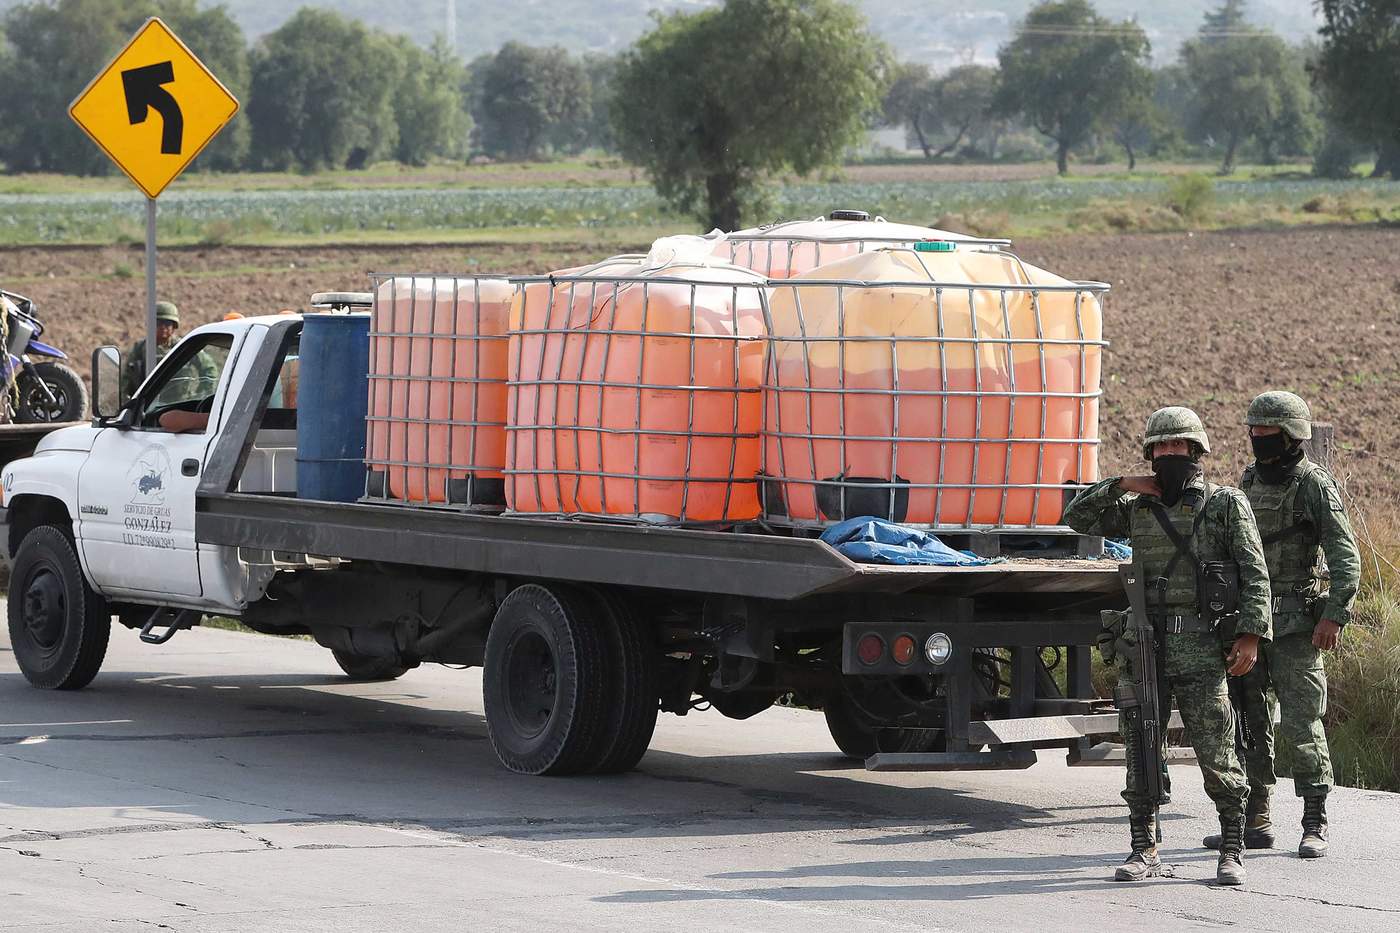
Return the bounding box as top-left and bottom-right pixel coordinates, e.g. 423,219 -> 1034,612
1062,406 -> 1272,888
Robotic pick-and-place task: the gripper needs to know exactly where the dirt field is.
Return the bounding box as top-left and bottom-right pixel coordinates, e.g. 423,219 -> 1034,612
5,225 -> 1397,505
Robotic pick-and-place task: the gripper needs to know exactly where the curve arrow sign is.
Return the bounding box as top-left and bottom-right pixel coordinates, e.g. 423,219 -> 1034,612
121,61 -> 184,155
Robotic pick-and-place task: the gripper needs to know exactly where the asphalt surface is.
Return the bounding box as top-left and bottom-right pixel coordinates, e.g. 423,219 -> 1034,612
2,616 -> 1397,932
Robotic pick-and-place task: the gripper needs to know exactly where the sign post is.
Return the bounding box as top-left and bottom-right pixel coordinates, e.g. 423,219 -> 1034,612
68,17 -> 239,374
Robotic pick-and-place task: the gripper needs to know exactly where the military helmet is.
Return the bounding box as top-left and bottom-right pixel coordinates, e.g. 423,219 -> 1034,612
1142,406 -> 1210,459
155,301 -> 180,325
1245,391 -> 1312,441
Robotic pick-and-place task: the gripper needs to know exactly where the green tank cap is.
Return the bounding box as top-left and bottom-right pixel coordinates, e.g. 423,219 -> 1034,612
914,240 -> 956,252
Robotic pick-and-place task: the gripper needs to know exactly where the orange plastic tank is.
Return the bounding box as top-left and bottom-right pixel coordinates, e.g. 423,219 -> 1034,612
724,211 -> 1008,279
365,274 -> 513,508
507,240 -> 768,524
762,245 -> 1106,529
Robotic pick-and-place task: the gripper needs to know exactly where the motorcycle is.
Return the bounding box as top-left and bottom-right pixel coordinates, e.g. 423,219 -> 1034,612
1,288 -> 88,423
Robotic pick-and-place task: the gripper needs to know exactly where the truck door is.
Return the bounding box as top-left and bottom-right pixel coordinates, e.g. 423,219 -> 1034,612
77,332 -> 237,598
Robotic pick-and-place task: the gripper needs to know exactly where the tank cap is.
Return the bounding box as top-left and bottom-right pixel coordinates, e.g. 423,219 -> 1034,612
914,240 -> 956,252
310,291 -> 373,311
828,209 -> 870,222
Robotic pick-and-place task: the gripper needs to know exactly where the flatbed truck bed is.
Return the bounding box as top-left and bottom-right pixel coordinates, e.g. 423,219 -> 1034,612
3,311 -> 1131,779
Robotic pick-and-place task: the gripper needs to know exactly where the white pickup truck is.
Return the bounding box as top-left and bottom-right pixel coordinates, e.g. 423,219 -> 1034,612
2,306 -> 1123,777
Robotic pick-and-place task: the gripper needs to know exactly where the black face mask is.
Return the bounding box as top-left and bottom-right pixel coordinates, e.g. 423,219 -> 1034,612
1152,454 -> 1201,507
1250,433 -> 1291,463
1253,437 -> 1305,484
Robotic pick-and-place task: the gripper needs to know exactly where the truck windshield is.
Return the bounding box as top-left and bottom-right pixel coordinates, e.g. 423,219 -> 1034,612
151,335 -> 233,408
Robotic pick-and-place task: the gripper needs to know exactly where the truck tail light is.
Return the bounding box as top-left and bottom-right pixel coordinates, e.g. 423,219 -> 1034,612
856,633 -> 885,666
891,634 -> 916,665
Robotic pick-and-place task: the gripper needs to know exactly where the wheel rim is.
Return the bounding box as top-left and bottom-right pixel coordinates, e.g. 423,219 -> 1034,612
502,629 -> 557,739
21,566 -> 67,656
23,382 -> 68,422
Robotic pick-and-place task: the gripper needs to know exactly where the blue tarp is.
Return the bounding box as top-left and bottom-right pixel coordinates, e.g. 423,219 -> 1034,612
1103,539 -> 1132,560
817,516 -> 1133,565
819,517 -> 997,566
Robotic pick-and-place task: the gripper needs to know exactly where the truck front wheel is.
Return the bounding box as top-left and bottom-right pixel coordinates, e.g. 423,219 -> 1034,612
7,525 -> 110,690
483,584 -> 610,776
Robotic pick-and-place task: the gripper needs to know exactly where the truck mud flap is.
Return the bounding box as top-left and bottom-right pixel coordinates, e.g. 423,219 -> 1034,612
866,749 -> 1037,771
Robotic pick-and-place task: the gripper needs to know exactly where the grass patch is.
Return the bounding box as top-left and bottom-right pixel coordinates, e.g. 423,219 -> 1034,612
1324,501 -> 1400,791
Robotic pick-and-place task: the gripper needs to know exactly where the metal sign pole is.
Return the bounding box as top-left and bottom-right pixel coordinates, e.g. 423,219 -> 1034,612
145,196 -> 157,374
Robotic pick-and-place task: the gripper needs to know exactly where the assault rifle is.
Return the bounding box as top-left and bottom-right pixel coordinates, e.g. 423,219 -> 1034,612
1115,562 -> 1164,842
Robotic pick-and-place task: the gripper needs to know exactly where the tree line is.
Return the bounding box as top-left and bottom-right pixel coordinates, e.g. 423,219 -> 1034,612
0,0 -> 614,173
0,0 -> 1394,230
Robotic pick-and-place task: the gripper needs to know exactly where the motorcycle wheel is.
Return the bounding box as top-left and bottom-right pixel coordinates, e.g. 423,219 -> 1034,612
16,362 -> 88,423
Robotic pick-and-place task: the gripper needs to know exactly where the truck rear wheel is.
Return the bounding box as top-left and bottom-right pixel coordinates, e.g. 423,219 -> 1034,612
7,525 -> 110,690
583,587 -> 658,774
483,584 -> 610,776
822,690 -> 942,760
331,649 -> 409,682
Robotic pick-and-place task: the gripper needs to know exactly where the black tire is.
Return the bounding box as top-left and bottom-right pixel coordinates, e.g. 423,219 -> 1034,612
582,587 -> 659,774
331,649 -> 409,682
822,690 -> 942,760
16,362 -> 88,423
7,525 -> 110,690
482,584 -> 610,776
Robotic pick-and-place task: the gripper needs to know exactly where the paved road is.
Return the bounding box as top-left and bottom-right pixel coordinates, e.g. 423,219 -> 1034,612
2,619 -> 1396,932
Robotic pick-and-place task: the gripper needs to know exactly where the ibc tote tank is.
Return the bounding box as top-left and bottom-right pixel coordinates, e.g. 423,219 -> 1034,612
762,244 -> 1107,529
724,210 -> 1008,279
365,274 -> 513,509
507,238 -> 768,524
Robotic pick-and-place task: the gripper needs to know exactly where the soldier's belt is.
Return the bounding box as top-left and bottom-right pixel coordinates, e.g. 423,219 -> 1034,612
1271,595 -> 1309,614
1151,613 -> 1215,635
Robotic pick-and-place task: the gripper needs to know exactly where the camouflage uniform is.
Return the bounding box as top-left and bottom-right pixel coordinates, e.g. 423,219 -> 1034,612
1231,392 -> 1358,859
123,301 -> 182,398
122,302 -> 219,401
1064,407 -> 1271,884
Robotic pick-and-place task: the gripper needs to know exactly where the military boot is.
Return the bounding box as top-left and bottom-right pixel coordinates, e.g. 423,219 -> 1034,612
1203,789 -> 1274,849
1216,814 -> 1247,886
1299,794 -> 1329,858
1115,814 -> 1162,882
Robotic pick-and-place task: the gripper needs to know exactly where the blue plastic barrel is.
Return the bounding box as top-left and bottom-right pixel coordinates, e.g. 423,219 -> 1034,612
297,313 -> 370,501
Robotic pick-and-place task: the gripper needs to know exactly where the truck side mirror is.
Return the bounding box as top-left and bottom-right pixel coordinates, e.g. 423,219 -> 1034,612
91,346 -> 124,421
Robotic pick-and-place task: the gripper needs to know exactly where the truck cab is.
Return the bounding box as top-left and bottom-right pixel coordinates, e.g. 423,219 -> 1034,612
3,315 -> 302,665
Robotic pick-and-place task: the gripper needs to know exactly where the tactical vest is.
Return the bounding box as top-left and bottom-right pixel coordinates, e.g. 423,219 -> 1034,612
1127,483 -> 1223,613
1241,460 -> 1325,598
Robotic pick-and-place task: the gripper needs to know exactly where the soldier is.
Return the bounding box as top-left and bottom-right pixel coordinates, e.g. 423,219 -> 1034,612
1200,392 -> 1359,859
1064,407 -> 1271,886
122,301 -> 219,402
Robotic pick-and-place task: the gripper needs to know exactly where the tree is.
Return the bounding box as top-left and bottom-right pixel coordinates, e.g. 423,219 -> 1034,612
1180,3 -> 1318,173
472,42 -> 591,160
996,0 -> 1152,175
882,63 -> 939,158
247,8 -> 400,171
392,36 -> 470,166
612,0 -> 887,230
159,0 -> 250,171
1103,91 -> 1161,171
580,53 -> 619,153
0,0 -> 151,174
1314,0 -> 1400,179
934,65 -> 998,160
0,0 -> 248,174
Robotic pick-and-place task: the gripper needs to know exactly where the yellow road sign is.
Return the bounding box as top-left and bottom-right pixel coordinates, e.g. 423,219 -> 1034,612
69,18 -> 239,199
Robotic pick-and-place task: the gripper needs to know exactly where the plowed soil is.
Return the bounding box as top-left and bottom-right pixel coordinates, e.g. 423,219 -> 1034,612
5,225 -> 1397,504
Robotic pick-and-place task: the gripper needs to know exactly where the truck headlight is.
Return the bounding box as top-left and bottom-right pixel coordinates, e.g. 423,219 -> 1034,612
924,632 -> 953,666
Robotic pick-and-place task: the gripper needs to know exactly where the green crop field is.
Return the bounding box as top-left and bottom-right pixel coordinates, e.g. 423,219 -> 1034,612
1,161 -> 1397,247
